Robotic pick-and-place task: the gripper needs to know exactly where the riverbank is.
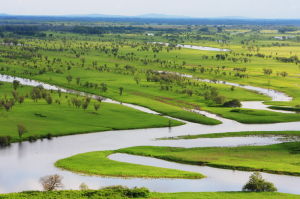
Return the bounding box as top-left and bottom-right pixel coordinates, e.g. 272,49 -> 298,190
55,151 -> 204,179
116,142 -> 300,176
1,190 -> 300,199
159,131 -> 300,140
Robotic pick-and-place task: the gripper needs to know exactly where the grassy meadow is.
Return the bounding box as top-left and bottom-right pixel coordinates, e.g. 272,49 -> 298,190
0,82 -> 182,143
55,150 -> 204,179
160,131 -> 300,140
117,142 -> 300,176
1,26 -> 300,124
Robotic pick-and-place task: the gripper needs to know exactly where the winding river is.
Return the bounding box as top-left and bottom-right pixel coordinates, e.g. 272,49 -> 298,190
152,42 -> 230,52
0,48 -> 299,194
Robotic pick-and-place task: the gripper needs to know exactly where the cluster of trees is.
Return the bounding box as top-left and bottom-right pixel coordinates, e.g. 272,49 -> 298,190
194,65 -> 249,79
276,56 -> 299,64
263,68 -> 288,77
0,81 -> 24,111
70,96 -> 101,112
203,87 -> 226,105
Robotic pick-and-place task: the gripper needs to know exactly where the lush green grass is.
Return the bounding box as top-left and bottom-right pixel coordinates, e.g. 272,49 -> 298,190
205,107 -> 300,124
117,142 -> 300,176
1,190 -> 300,199
55,151 -> 204,179
4,30 -> 298,124
160,131 -> 300,140
0,82 -> 183,142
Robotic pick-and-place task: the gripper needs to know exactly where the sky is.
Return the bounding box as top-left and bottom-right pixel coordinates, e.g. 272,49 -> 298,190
0,0 -> 299,19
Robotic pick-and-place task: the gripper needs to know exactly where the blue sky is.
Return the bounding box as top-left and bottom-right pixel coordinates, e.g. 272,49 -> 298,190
1,0 -> 299,19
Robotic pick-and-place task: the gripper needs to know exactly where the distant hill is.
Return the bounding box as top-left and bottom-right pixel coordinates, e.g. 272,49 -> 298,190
0,13 -> 191,19
136,13 -> 191,19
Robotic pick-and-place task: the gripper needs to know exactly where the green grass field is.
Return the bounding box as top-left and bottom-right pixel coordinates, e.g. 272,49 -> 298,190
1,28 -> 300,124
117,142 -> 300,176
0,82 -> 182,143
205,107 -> 300,124
160,131 -> 300,140
55,150 -> 204,179
1,190 -> 300,199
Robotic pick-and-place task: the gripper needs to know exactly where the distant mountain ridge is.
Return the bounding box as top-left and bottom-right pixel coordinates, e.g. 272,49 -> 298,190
0,13 -> 299,21
136,13 -> 191,19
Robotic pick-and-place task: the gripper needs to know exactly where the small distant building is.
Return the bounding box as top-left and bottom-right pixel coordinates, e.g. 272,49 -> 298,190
146,33 -> 155,36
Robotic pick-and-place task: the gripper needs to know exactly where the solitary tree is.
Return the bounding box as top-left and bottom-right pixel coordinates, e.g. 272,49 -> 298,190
76,77 -> 81,85
94,103 -> 100,111
243,172 -> 277,192
119,87 -> 124,96
40,174 -> 64,191
66,75 -> 73,84
134,75 -> 141,85
45,95 -> 52,105
17,124 -> 27,138
100,83 -> 107,92
13,80 -> 20,90
82,101 -> 89,111
263,68 -> 273,76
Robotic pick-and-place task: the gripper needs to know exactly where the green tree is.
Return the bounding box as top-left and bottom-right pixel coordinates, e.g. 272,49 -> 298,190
243,172 -> 277,192
94,103 -> 100,111
17,124 -> 27,138
12,80 -> 20,90
119,87 -> 124,96
66,75 -> 73,84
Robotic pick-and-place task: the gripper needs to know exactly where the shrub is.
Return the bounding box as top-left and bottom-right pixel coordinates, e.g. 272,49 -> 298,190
223,99 -> 242,107
100,186 -> 150,198
46,133 -> 53,139
243,172 -> 277,192
28,136 -> 38,142
0,136 -> 11,146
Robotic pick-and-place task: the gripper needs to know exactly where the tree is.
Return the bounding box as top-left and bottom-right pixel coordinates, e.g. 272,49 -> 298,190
223,99 -> 242,107
12,80 -> 20,90
94,103 -> 100,111
40,174 -> 63,191
82,101 -> 89,111
263,68 -> 273,76
100,83 -> 107,92
243,172 -> 277,192
45,95 -> 52,105
66,75 -> 73,84
76,77 -> 81,85
134,75 -> 141,85
280,71 -> 288,77
119,87 -> 124,96
18,96 -> 25,104
17,124 -> 27,138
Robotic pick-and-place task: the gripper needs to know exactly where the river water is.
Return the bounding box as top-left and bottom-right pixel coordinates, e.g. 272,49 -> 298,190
0,70 -> 299,194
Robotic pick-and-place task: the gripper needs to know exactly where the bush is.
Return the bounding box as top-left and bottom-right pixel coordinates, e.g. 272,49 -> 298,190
28,136 -> 38,142
100,186 -> 150,198
243,172 -> 277,192
223,99 -> 242,107
0,136 -> 11,146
